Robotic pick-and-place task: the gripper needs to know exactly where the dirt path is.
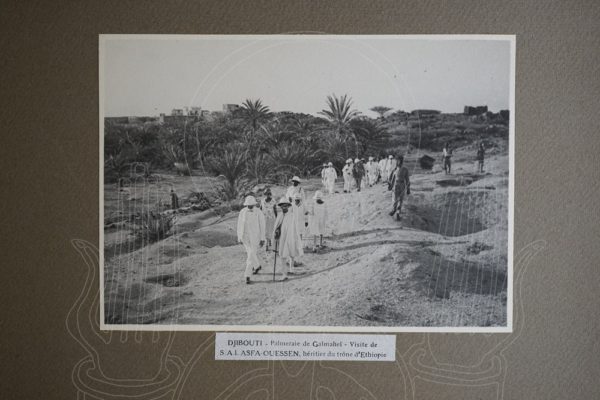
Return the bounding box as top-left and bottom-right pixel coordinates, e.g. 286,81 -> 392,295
104,149 -> 509,328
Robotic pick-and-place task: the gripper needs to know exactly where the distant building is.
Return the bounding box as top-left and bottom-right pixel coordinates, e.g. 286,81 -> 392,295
189,107 -> 202,116
410,109 -> 441,120
171,108 -> 184,116
410,109 -> 441,115
105,116 -> 158,125
105,116 -> 129,125
222,104 -> 241,114
464,105 -> 488,116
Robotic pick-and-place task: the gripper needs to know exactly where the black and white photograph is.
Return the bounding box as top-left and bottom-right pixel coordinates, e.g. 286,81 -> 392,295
101,35 -> 514,331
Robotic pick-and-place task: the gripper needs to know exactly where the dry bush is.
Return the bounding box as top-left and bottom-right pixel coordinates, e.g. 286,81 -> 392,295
245,153 -> 275,184
173,162 -> 192,176
134,210 -> 175,242
206,145 -> 249,200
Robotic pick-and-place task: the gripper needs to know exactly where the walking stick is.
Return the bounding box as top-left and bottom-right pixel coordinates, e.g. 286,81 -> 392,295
272,238 -> 279,281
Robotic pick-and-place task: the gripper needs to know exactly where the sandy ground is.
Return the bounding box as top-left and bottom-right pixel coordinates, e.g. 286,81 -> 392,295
104,143 -> 509,327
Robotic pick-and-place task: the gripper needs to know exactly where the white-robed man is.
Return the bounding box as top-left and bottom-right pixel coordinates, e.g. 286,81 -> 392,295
320,163 -> 328,190
384,155 -> 396,182
273,197 -> 304,281
309,190 -> 328,251
260,188 -> 277,251
324,162 -> 337,195
365,156 -> 378,187
237,195 -> 266,284
285,176 -> 306,204
342,159 -> 353,193
378,156 -> 387,183
292,192 -> 308,240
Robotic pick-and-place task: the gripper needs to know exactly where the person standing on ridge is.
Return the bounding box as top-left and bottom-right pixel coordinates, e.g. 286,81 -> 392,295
442,142 -> 453,174
477,140 -> 485,173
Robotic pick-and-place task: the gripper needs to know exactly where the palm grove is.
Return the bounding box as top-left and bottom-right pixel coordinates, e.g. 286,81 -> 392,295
105,93 -> 508,203
105,95 -> 393,197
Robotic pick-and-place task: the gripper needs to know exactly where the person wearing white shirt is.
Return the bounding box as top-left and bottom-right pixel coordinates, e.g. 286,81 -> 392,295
378,156 -> 387,183
323,162 -> 337,195
365,156 -> 378,187
442,142 -> 452,174
320,163 -> 328,191
285,175 -> 306,203
342,159 -> 353,193
259,189 -> 277,251
309,191 -> 328,251
237,196 -> 266,284
272,197 -> 304,280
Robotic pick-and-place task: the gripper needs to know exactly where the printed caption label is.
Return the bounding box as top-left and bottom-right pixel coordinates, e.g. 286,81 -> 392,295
215,333 -> 395,361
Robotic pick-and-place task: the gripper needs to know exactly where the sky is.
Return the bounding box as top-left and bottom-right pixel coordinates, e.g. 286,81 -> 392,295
101,35 -> 513,117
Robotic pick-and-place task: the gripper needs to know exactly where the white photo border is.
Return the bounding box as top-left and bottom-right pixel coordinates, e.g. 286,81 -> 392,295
99,34 -> 516,333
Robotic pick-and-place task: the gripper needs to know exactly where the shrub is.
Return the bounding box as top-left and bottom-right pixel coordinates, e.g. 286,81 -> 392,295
104,151 -> 131,184
267,142 -> 323,180
245,153 -> 275,184
350,118 -> 391,155
173,162 -> 192,176
206,145 -> 249,200
134,210 -> 175,242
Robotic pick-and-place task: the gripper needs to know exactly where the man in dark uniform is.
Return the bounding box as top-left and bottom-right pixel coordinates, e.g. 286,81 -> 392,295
352,158 -> 365,192
442,142 -> 452,174
388,155 -> 410,221
477,141 -> 485,173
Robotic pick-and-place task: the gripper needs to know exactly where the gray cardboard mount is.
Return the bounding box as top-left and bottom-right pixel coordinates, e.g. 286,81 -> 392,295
1,1 -> 599,399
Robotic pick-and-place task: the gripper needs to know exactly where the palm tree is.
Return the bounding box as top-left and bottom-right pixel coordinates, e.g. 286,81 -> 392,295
245,153 -> 274,185
255,118 -> 295,150
351,118 -> 391,155
318,94 -> 361,158
288,115 -> 320,148
321,135 -> 348,168
239,98 -> 271,148
267,143 -> 322,183
104,150 -> 132,185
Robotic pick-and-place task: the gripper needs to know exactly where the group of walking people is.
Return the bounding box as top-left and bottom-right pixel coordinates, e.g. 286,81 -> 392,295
333,155 -> 402,193
237,153 -> 412,284
237,176 -> 329,284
